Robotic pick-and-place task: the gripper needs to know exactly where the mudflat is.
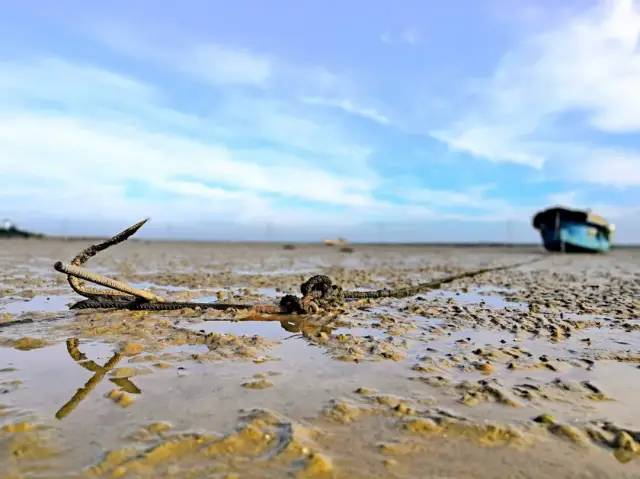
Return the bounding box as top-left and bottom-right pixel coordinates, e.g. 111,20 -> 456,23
0,239 -> 639,478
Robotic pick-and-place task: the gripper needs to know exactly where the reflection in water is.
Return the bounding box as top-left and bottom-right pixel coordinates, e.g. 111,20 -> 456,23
110,377 -> 141,394
187,315 -> 336,340
55,338 -> 140,420
55,319 -> 332,420
279,318 -> 334,337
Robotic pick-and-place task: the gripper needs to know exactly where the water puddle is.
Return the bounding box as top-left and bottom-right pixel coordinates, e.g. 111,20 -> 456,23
427,289 -> 527,310
132,281 -> 189,292
234,264 -> 320,276
256,287 -> 280,298
332,326 -> 388,339
0,322 -> 414,457
193,287 -> 282,303
0,340 -> 129,420
190,295 -> 219,303
0,295 -> 74,314
425,328 -> 517,350
179,319 -> 296,340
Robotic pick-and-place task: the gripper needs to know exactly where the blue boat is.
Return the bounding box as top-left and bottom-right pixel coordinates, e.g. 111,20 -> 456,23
532,207 -> 613,253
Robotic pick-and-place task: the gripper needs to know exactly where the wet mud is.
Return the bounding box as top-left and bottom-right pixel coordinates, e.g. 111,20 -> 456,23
0,239 -> 639,477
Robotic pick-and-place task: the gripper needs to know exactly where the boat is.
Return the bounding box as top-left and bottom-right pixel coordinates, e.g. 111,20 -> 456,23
532,207 -> 613,253
323,237 -> 348,247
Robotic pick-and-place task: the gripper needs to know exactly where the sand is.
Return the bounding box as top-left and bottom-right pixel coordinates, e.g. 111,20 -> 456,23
0,238 -> 638,478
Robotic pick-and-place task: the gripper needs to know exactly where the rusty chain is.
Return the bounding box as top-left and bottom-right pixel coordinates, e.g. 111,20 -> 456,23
53,219 -> 542,315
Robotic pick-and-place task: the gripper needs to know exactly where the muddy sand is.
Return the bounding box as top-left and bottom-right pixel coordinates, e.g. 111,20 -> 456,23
0,239 -> 639,478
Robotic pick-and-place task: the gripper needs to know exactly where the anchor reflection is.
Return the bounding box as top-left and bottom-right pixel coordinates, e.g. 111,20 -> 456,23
55,338 -> 141,420
220,313 -> 335,337
279,318 -> 334,336
55,319 -> 331,419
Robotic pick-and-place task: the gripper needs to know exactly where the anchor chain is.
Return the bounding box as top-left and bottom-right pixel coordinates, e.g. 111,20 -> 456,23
53,219 -> 543,314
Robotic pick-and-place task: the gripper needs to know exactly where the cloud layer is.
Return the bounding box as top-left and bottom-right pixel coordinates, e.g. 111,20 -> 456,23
0,1 -> 638,242
433,0 -> 640,185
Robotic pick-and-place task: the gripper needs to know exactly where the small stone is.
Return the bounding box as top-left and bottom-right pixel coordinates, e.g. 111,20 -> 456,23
241,378 -> 273,390
355,387 -> 376,396
403,418 -> 441,434
614,431 -> 639,452
12,337 -> 47,350
1,421 -> 36,433
383,458 -> 398,468
393,402 -> 414,415
377,441 -> 413,455
121,342 -> 144,356
147,421 -> 172,434
107,389 -> 135,407
533,413 -> 555,425
476,362 -> 495,374
299,452 -> 333,477
549,423 -> 586,445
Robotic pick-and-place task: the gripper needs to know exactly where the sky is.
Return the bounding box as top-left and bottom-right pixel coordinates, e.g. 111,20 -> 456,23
1,0 -> 639,243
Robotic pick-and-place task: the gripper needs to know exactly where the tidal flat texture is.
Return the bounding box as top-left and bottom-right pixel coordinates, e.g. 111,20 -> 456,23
0,239 -> 639,478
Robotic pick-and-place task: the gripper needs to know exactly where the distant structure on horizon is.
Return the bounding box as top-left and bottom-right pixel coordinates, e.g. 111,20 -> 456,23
323,237 -> 348,247
0,219 -> 43,238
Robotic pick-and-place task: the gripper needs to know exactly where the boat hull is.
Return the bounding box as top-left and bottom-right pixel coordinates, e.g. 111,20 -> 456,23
539,222 -> 610,253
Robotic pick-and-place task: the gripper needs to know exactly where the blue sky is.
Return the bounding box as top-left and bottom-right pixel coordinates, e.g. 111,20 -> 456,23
1,0 -> 639,242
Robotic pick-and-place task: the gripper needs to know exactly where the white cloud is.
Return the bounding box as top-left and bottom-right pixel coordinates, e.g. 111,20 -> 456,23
573,151 -> 640,187
92,25 -> 272,87
0,53 -> 539,236
183,43 -> 272,87
400,28 -> 421,45
398,185 -> 533,221
0,57 -> 207,137
545,145 -> 640,187
214,96 -> 374,171
0,58 -> 157,107
86,25 -> 384,151
0,114 -> 374,209
380,28 -> 421,45
0,110 -> 442,235
0,55 -> 388,233
301,96 -> 390,125
401,185 -> 493,208
547,190 -> 580,208
91,24 -> 354,95
0,55 -> 375,181
432,0 -> 640,181
431,126 -> 545,168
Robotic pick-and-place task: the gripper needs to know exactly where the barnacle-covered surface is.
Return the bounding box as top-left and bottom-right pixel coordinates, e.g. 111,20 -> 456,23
0,239 -> 639,477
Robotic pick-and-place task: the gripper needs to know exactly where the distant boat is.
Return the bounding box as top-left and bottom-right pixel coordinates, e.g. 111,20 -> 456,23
323,237 -> 348,247
532,207 -> 613,253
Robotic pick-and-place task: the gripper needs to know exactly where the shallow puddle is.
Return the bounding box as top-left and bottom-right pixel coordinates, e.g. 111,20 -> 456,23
132,281 -> 189,292
180,318 -> 297,340
1,295 -> 74,314
427,288 -> 527,310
